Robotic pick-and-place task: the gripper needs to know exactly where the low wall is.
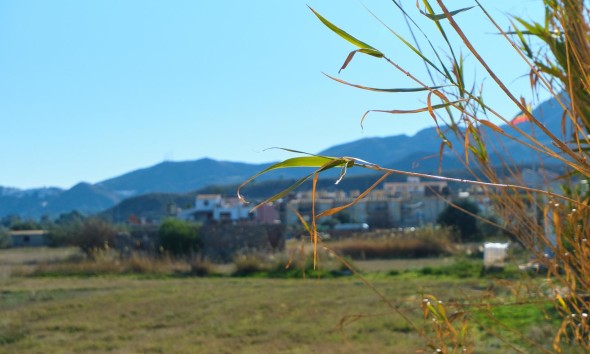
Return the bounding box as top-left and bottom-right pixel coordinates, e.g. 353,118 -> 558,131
200,224 -> 285,262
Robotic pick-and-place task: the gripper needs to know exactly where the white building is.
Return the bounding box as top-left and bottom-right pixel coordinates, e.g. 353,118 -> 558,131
180,194 -> 275,224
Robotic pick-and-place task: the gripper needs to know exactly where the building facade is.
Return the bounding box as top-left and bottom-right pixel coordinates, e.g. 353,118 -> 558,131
9,230 -> 49,247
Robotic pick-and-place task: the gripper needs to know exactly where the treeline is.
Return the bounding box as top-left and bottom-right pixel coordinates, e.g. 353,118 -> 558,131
0,211 -> 202,258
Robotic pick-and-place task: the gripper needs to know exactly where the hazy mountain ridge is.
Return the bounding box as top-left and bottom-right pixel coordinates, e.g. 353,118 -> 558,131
0,95 -> 566,219
97,158 -> 276,196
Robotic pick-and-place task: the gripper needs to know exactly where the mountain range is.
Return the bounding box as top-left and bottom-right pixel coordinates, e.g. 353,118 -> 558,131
0,95 -> 566,220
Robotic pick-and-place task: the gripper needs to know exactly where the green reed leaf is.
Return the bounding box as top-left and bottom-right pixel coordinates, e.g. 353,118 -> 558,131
309,6 -> 383,58
420,6 -> 475,21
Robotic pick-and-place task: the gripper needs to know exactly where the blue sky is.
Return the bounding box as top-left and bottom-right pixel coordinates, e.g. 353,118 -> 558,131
0,1 -> 545,189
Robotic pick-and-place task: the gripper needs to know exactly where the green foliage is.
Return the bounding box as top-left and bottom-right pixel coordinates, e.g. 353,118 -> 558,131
47,226 -> 74,247
232,253 -> 348,278
437,199 -> 481,242
1,215 -> 22,229
478,214 -> 509,240
419,259 -> 482,278
158,219 -> 201,257
0,320 -> 28,345
47,212 -> 86,247
0,226 -> 9,249
8,219 -> 41,231
4,276 -> 551,353
55,210 -> 86,226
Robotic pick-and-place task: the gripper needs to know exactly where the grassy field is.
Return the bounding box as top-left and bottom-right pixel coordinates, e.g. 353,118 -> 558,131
0,248 -> 582,353
0,277 -> 489,353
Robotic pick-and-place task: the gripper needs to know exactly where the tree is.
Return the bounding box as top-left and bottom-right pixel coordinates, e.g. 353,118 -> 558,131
436,199 -> 480,242
55,210 -> 86,226
73,218 -> 117,256
47,211 -> 87,247
8,219 -> 41,231
158,219 -> 201,257
0,226 -> 9,249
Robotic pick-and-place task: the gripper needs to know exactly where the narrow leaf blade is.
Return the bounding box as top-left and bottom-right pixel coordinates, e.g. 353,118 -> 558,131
324,73 -> 446,92
309,6 -> 383,58
421,6 -> 475,21
237,156 -> 344,202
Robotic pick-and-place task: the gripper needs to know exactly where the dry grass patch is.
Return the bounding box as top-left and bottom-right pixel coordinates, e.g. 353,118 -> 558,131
327,229 -> 454,260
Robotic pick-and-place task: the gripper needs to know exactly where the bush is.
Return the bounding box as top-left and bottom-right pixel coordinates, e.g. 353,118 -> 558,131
419,259 -> 483,278
232,254 -> 271,277
232,252 -> 346,278
0,227 -> 9,249
437,200 -> 481,243
267,254 -> 339,278
190,256 -> 215,277
158,219 -> 201,257
72,218 -> 117,256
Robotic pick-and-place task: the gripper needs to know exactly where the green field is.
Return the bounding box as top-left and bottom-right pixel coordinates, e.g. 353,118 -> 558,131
0,248 -> 580,353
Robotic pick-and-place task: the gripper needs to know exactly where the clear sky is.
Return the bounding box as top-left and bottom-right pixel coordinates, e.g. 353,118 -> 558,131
0,0 -> 546,189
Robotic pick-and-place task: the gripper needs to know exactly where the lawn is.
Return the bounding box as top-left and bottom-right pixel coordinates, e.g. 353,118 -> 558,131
0,248 -> 582,353
0,276 -> 485,354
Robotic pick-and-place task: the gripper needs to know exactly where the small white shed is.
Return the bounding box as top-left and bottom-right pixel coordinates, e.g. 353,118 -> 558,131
483,242 -> 509,269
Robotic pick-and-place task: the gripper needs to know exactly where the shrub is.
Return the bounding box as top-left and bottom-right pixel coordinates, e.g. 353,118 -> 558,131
0,227 -> 9,249
72,218 -> 117,257
232,254 -> 271,277
190,256 -> 215,277
158,219 -> 201,257
232,252 -> 346,278
267,253 -> 342,278
437,199 -> 481,242
419,259 -> 483,278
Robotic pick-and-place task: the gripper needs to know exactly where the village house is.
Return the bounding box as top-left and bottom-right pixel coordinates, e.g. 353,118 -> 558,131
8,230 -> 50,247
179,194 -> 279,224
285,177 -> 450,228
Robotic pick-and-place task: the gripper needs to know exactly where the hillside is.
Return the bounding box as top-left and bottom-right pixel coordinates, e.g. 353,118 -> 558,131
96,158 -> 274,196
0,95 -> 568,219
100,193 -> 195,223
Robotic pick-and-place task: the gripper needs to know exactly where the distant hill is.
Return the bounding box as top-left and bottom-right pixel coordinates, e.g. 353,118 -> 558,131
0,95 -> 568,219
47,182 -> 120,215
0,184 -> 120,220
320,94 -> 567,172
96,158 -> 273,196
0,187 -> 63,219
100,193 -> 195,224
319,128 -> 444,167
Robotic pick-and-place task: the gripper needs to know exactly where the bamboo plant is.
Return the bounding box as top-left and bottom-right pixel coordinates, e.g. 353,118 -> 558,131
239,1 -> 590,351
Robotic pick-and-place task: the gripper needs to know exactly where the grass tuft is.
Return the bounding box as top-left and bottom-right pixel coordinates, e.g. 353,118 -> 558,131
0,320 -> 28,345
